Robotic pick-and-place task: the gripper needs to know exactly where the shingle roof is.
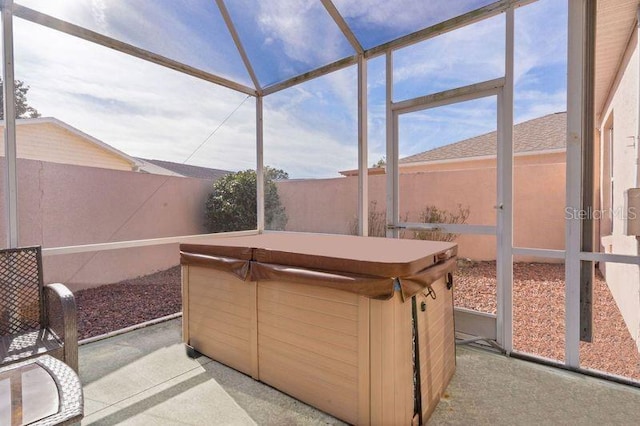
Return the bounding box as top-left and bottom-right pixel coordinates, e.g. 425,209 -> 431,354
400,112 -> 566,164
139,158 -> 231,181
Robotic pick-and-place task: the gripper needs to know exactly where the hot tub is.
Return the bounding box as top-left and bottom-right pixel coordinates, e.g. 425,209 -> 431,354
180,233 -> 457,425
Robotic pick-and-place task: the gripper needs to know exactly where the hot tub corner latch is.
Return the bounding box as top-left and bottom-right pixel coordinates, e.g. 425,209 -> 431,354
446,272 -> 453,290
423,285 -> 436,301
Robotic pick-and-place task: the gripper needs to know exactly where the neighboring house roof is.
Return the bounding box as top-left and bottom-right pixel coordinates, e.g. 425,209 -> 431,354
0,117 -> 140,170
138,158 -> 231,181
400,112 -> 566,165
339,112 -> 567,176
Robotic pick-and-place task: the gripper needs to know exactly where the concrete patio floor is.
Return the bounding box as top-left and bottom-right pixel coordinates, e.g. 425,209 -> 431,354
79,318 -> 640,425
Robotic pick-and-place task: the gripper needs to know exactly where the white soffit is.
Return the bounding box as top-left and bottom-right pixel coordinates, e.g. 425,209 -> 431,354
595,0 -> 640,117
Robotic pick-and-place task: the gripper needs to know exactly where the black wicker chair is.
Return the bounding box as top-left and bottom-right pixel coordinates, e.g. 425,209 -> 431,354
0,246 -> 78,372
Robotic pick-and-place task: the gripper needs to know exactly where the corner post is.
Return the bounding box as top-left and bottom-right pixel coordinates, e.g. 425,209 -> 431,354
385,52 -> 398,238
1,0 -> 18,247
358,54 -> 369,236
256,95 -> 264,232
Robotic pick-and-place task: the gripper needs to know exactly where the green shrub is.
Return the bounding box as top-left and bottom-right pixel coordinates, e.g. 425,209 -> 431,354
205,167 -> 288,232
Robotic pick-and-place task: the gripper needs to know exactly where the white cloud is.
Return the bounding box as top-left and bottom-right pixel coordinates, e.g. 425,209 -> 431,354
262,69 -> 359,178
333,0 -> 490,33
514,0 -> 567,85
368,0 -> 567,150
391,14 -> 505,89
263,106 -> 358,178
18,0 -> 251,84
257,0 -> 351,60
90,0 -> 107,31
10,0 -> 568,179
514,90 -> 567,122
13,16 -> 357,178
14,19 -> 257,172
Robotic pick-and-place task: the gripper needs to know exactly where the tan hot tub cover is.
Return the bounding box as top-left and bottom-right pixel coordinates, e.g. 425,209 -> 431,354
180,233 -> 457,300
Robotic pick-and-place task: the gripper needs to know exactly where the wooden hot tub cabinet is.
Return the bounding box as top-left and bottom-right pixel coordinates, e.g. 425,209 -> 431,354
181,233 -> 457,425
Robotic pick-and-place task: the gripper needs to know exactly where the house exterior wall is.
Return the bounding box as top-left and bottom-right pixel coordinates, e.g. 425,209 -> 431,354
598,31 -> 640,352
0,159 -> 211,291
277,158 -> 566,260
0,121 -> 134,171
400,151 -> 566,173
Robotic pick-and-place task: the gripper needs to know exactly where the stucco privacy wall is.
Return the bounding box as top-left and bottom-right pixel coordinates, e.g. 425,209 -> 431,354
598,30 -> 640,352
0,159 -> 211,291
276,163 -> 566,260
1,121 -> 135,171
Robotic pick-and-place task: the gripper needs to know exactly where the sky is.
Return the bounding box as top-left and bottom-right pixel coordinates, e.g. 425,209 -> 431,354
12,0 -> 567,179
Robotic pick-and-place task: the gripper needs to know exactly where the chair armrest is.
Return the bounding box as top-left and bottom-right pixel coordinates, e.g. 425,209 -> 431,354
44,283 -> 79,373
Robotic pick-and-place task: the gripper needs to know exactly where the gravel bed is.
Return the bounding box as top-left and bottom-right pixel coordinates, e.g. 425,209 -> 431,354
75,262 -> 640,382
455,261 -> 640,381
75,266 -> 181,340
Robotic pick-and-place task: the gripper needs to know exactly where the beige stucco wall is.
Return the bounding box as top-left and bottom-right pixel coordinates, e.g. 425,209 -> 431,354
275,177 -> 359,235
598,30 -> 640,352
277,159 -> 566,260
400,151 -> 566,173
0,159 -> 211,291
0,121 -> 135,171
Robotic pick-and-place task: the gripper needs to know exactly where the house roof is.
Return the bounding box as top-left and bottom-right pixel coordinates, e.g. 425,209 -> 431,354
138,158 -> 231,181
1,117 -> 140,168
400,111 -> 566,165
595,0 -> 639,120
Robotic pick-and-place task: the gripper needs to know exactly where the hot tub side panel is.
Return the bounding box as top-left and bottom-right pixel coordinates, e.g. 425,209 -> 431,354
417,276 -> 456,421
256,280 -> 369,425
369,292 -> 414,425
183,265 -> 258,378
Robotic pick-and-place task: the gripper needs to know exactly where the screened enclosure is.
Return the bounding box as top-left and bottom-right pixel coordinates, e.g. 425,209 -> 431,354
1,0 -> 639,386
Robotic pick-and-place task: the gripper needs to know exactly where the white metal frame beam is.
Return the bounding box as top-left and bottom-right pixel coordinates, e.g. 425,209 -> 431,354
365,0 -> 536,60
390,75 -> 509,347
11,4 -> 257,96
319,0 -> 370,235
400,223 -> 496,235
9,0 -> 635,385
496,7 -> 515,352
8,1 -> 536,102
578,0 -> 596,344
389,78 -> 504,241
392,78 -> 505,114
357,56 -> 368,236
262,0 -> 535,96
565,0 -> 587,368
321,0 -> 363,54
513,247 -> 565,259
392,80 -> 503,117
215,0 -> 262,93
262,55 -> 358,96
256,96 -> 265,232
41,230 -> 259,257
2,0 -> 18,248
385,52 -> 398,239
322,0 -> 369,239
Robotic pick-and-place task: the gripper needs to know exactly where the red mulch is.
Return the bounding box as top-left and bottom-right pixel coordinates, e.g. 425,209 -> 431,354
75,266 -> 181,340
455,261 -> 640,381
75,262 -> 640,382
